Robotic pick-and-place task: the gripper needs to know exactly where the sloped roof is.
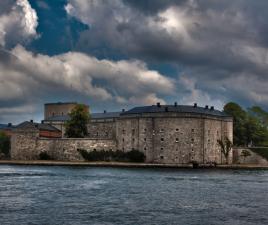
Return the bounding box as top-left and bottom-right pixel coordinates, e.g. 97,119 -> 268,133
45,102 -> 77,105
45,112 -> 121,121
16,121 -> 61,132
45,115 -> 70,121
0,123 -> 15,130
122,105 -> 230,117
91,112 -> 121,119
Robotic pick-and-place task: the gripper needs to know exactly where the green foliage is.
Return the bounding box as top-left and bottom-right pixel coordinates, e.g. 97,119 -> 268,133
0,132 -> 10,158
249,148 -> 268,161
77,149 -> 145,163
224,102 -> 268,146
39,152 -> 53,160
217,137 -> 233,164
65,104 -> 90,138
224,102 -> 247,146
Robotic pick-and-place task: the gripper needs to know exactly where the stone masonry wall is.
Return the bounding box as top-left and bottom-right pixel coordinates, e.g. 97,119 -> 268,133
11,128 -> 40,160
11,129 -> 116,161
87,121 -> 116,139
116,113 -> 233,164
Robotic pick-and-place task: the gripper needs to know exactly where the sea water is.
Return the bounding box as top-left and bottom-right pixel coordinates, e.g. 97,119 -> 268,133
0,165 -> 267,225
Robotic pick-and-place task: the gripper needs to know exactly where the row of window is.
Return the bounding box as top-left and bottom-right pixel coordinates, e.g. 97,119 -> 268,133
122,138 -> 195,143
122,128 -> 196,133
122,129 -> 226,135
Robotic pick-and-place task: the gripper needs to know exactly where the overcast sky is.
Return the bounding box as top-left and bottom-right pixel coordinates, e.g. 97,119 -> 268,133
1,0 -> 268,123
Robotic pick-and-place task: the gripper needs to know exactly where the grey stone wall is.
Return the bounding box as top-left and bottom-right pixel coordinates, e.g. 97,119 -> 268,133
11,111 -> 233,165
87,121 -> 116,139
116,113 -> 233,164
11,128 -> 40,160
11,129 -> 116,161
36,138 -> 116,161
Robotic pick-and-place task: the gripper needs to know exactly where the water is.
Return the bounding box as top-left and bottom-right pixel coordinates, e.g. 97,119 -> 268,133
0,165 -> 267,225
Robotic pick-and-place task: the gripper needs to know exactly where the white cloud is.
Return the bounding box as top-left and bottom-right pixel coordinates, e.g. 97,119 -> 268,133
0,0 -> 38,47
0,45 -> 175,122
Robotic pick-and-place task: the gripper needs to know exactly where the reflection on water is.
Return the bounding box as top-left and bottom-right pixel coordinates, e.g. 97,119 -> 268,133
0,165 -> 267,225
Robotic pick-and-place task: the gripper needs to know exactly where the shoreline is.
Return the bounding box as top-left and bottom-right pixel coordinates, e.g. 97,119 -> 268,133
0,160 -> 267,169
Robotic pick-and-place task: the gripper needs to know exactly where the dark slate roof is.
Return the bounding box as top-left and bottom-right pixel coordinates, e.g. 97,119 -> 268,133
16,121 -> 61,132
122,105 -> 230,117
45,112 -> 121,121
45,102 -> 77,105
0,123 -> 15,130
91,112 -> 121,119
45,115 -> 70,121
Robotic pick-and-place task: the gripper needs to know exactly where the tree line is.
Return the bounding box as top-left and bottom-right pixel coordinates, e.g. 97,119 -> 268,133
224,102 -> 268,147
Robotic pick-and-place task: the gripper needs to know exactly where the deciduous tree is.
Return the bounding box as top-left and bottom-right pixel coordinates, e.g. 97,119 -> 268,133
65,104 -> 90,138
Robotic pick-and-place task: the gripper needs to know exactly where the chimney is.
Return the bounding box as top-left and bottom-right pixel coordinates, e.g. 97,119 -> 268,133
210,106 -> 214,110
8,123 -> 12,127
104,110 -> 106,113
174,102 -> 178,107
194,103 -> 197,107
205,105 -> 209,109
122,109 -> 125,112
157,102 -> 161,107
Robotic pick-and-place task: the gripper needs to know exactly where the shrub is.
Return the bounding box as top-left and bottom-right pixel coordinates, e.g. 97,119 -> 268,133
0,132 -> 10,159
39,152 -> 53,160
125,150 -> 145,162
77,149 -> 145,162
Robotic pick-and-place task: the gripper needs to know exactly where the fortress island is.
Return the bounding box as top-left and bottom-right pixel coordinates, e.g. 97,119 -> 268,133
10,102 -> 233,165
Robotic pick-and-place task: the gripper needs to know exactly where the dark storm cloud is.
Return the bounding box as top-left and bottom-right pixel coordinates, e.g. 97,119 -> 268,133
2,0 -> 268,122
65,0 -> 268,108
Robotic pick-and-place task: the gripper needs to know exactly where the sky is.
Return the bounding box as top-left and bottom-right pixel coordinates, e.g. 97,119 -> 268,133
1,0 -> 268,123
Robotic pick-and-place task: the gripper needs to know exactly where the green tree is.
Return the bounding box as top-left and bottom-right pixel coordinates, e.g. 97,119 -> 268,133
0,132 -> 10,158
240,149 -> 251,163
244,115 -> 268,146
224,102 -> 247,146
65,104 -> 90,138
248,106 -> 268,127
217,137 -> 233,164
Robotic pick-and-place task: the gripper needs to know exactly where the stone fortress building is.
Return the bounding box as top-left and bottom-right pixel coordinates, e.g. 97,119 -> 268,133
11,102 -> 233,164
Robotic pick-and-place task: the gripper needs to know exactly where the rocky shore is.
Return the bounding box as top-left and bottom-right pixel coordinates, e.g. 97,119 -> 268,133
0,160 -> 267,169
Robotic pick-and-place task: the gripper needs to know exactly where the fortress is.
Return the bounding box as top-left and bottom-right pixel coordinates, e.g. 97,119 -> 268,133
11,102 -> 233,164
